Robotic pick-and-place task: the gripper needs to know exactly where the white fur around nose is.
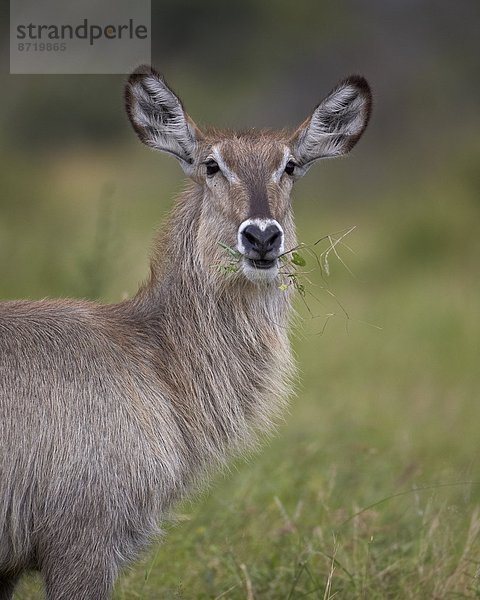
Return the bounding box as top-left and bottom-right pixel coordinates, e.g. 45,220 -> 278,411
237,218 -> 285,255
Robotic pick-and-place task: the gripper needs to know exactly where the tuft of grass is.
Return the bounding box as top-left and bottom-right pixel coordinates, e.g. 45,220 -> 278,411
216,227 -> 359,335
216,242 -> 243,275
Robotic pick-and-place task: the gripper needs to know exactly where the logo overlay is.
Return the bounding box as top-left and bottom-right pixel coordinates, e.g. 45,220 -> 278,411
10,0 -> 151,74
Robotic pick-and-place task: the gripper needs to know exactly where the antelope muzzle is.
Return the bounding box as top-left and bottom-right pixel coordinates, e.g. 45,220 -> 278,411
237,219 -> 284,271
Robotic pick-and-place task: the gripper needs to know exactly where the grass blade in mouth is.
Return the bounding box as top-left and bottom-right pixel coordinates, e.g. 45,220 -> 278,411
215,229 -> 363,334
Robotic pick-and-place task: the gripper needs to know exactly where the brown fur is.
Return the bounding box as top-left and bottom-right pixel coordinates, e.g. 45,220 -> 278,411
0,66 -> 371,599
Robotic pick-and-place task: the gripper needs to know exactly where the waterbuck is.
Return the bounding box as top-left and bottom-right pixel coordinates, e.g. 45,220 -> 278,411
0,66 -> 371,599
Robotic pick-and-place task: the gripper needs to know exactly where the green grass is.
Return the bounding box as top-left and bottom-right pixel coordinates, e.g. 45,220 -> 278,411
5,147 -> 480,599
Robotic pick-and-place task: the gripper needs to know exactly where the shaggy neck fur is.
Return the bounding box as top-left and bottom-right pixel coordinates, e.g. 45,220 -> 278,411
128,185 -> 295,486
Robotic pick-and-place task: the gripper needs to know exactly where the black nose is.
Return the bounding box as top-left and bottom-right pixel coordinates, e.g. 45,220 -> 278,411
241,223 -> 283,259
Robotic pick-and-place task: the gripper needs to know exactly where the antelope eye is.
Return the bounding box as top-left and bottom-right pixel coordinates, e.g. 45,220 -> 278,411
284,160 -> 296,176
205,159 -> 220,177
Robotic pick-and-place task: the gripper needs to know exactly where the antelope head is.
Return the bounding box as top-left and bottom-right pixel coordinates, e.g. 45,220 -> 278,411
125,66 -> 372,285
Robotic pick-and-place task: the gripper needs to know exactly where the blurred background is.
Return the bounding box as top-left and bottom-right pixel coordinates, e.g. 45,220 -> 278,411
1,1 -> 480,597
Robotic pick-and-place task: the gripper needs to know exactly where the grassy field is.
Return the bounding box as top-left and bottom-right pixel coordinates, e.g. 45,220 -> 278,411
4,146 -> 480,599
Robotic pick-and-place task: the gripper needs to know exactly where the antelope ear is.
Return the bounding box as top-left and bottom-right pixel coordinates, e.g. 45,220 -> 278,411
125,65 -> 200,174
290,76 -> 372,169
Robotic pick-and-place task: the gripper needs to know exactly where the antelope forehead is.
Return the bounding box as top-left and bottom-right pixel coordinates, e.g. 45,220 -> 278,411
211,144 -> 290,183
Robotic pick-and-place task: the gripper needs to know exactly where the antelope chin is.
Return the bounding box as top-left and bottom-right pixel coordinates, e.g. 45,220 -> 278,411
241,257 -> 279,283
